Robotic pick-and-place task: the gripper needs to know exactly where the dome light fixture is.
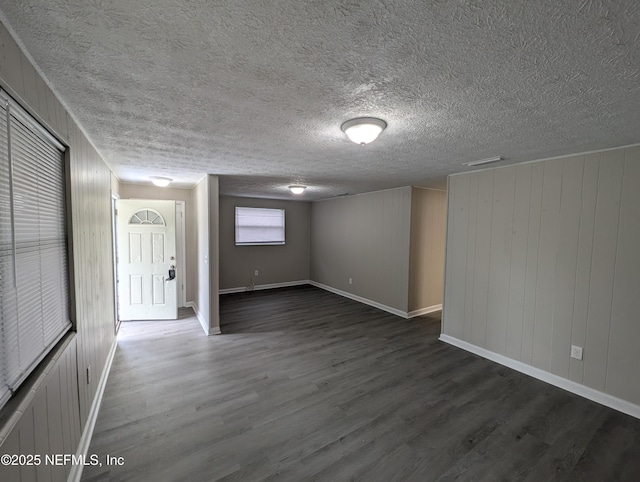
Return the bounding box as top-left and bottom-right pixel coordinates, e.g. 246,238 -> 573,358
341,117 -> 387,145
150,176 -> 172,187
289,185 -> 306,195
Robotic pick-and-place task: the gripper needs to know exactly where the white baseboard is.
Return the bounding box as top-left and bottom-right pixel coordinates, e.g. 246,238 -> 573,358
309,281 -> 407,318
218,280 -> 441,321
68,337 -> 118,482
186,301 -> 208,335
407,304 -> 442,318
309,281 -> 441,319
439,334 -> 640,420
219,280 -> 310,295
186,301 -> 221,336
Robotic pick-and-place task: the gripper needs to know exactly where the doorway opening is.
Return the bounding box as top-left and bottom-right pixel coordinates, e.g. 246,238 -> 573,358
112,199 -> 186,323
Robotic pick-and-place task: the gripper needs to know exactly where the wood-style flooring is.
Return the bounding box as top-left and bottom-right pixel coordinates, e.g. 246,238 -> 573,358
82,285 -> 640,481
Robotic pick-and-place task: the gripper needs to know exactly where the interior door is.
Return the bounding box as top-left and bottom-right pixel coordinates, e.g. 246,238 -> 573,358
116,199 -> 177,320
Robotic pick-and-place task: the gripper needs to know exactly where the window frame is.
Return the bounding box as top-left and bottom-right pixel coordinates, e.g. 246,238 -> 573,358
234,206 -> 286,246
0,89 -> 71,410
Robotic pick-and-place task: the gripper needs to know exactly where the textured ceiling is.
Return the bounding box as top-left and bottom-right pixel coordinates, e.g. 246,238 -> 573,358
1,1 -> 639,200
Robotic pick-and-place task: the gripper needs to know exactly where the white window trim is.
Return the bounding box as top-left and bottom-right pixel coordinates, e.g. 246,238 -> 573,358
235,206 -> 286,246
0,89 -> 70,410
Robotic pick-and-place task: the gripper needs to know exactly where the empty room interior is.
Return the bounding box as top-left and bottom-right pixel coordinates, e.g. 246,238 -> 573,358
1,1 -> 640,481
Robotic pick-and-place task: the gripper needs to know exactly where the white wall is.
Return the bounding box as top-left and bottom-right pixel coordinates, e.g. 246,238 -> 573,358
194,176 -> 210,332
443,146 -> 640,408
192,175 -> 220,335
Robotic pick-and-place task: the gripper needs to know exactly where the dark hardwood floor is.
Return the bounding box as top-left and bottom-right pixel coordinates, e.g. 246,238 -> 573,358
83,285 -> 640,481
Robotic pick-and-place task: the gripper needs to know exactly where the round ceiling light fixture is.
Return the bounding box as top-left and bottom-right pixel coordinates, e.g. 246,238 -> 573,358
289,185 -> 306,195
150,176 -> 172,187
341,117 -> 387,145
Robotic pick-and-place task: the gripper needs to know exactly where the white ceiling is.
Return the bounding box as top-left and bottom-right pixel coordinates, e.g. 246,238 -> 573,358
1,1 -> 639,200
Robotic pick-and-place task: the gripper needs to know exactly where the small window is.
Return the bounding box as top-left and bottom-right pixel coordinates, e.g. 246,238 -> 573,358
0,90 -> 70,410
129,208 -> 165,225
235,207 -> 285,246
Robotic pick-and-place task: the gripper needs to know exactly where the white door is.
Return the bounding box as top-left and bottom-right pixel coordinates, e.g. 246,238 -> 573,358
116,199 -> 177,320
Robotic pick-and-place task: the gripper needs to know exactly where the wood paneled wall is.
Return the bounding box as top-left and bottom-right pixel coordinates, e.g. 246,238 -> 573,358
67,120 -> 116,424
0,337 -> 81,481
443,146 -> 640,405
0,19 -> 116,480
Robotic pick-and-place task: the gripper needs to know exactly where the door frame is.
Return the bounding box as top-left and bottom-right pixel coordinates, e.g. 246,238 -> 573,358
115,199 -> 177,320
112,197 -> 187,320
111,191 -> 121,333
175,200 -> 186,307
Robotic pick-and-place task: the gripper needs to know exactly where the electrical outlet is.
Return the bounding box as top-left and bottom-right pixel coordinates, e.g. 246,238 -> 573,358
571,345 -> 583,360
348,277 -> 353,285
254,269 -> 259,276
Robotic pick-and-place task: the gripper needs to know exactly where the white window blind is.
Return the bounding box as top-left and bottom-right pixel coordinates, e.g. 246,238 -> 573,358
0,91 -> 70,410
235,207 -> 285,245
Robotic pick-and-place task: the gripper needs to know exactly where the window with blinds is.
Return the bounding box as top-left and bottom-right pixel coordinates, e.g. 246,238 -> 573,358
0,90 -> 70,410
235,207 -> 285,246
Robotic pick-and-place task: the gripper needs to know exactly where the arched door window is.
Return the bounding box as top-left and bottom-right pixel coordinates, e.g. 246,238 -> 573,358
128,208 -> 165,225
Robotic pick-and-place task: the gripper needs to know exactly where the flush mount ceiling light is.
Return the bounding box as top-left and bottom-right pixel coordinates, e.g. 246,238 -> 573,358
289,185 -> 306,195
462,156 -> 504,167
341,117 -> 387,145
150,176 -> 172,187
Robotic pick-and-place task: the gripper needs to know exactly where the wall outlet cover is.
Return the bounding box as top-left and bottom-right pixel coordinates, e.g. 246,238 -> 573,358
571,345 -> 583,360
